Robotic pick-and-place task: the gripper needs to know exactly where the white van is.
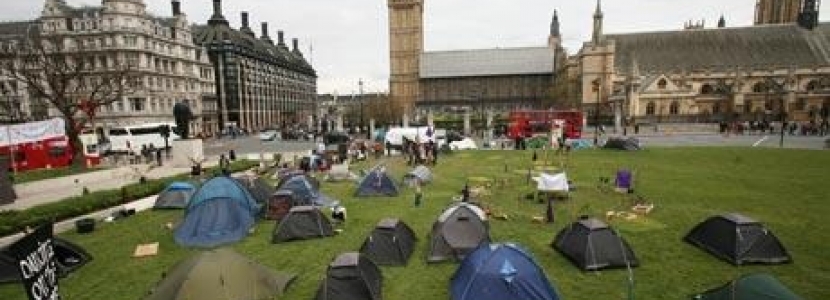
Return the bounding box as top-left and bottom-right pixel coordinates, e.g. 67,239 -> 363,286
108,123 -> 180,154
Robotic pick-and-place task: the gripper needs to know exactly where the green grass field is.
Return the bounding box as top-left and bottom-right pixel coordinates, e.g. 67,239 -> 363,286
1,148 -> 828,299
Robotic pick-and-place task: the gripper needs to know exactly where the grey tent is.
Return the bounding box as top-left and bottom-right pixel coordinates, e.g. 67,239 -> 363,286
552,218 -> 639,271
359,218 -> 417,266
272,206 -> 335,243
355,166 -> 399,197
692,273 -> 802,300
153,182 -> 196,209
144,248 -> 295,300
235,176 -> 276,204
603,137 -> 642,151
428,203 -> 490,263
403,165 -> 432,186
315,252 -> 383,300
1,238 -> 92,284
685,213 -> 791,265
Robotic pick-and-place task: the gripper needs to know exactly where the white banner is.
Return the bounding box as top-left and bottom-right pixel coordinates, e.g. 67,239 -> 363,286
0,118 -> 66,147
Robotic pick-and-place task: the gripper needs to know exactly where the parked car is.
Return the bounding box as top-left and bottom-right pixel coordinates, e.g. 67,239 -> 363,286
258,130 -> 280,141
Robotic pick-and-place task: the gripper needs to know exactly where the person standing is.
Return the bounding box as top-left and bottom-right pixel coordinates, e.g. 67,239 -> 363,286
219,154 -> 231,176
413,184 -> 423,207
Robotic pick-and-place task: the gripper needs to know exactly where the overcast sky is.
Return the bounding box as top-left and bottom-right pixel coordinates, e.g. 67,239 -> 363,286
2,0 -> 829,94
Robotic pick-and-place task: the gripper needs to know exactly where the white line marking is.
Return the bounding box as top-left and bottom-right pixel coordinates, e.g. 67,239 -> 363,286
752,136 -> 769,147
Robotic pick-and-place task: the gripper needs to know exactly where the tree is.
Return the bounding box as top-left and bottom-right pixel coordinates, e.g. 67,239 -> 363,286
0,30 -> 135,167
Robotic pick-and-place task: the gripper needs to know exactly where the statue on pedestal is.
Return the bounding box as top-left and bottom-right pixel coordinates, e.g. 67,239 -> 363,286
173,102 -> 193,139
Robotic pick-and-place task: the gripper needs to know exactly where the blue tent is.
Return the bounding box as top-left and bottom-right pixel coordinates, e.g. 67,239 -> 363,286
276,174 -> 336,206
174,177 -> 261,248
451,243 -> 560,300
355,167 -> 399,197
153,182 -> 197,209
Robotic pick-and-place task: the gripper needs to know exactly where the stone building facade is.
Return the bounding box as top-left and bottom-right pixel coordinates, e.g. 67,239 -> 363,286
755,0 -> 802,25
0,0 -> 218,135
564,0 -> 830,128
194,0 -> 317,133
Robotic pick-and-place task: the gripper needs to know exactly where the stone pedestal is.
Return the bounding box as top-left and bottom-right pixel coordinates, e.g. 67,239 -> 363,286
427,111 -> 435,128
336,114 -> 344,132
369,119 -> 376,140
170,139 -> 205,168
463,110 -> 471,136
0,156 -> 16,204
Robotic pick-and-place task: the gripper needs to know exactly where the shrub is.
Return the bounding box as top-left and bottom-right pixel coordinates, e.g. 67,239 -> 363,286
0,160 -> 257,236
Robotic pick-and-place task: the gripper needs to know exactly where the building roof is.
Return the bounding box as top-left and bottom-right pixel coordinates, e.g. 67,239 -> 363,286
0,21 -> 37,37
420,46 -> 554,79
192,22 -> 315,76
608,23 -> 830,74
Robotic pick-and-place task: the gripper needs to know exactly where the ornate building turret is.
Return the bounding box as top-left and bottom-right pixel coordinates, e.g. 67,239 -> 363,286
548,10 -> 561,48
592,0 -> 604,44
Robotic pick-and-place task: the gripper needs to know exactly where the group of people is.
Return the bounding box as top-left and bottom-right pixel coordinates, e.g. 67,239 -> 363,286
720,120 -> 829,136
403,138 -> 439,166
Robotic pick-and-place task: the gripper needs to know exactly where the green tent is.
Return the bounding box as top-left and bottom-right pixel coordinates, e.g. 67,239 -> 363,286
693,273 -> 802,300
145,248 -> 295,300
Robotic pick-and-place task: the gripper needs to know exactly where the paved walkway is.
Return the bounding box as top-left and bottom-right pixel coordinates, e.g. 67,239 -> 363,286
3,150 -> 310,212
4,163 -> 206,211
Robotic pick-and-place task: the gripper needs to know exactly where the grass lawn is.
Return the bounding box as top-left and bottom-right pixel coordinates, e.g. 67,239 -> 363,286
11,165 -> 106,184
1,148 -> 828,299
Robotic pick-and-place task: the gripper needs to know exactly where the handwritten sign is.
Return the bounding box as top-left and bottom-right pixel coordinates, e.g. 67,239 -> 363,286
7,224 -> 61,300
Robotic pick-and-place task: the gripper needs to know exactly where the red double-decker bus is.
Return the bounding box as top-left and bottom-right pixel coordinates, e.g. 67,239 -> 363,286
507,110 -> 584,139
1,118 -> 100,172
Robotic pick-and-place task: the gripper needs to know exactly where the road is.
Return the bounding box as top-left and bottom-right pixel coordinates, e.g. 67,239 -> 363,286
204,136 -> 316,157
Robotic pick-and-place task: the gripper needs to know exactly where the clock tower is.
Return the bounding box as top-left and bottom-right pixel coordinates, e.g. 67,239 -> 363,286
388,0 -> 423,121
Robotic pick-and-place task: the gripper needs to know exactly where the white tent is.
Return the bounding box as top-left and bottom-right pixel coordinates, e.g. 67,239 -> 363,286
534,172 -> 569,192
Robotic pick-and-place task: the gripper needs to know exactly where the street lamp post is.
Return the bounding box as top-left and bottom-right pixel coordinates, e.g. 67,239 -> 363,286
592,79 -> 601,145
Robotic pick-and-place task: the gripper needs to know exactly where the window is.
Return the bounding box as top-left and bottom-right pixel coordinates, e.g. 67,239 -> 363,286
753,82 -> 767,93
700,84 -> 714,95
129,98 -> 145,111
670,101 -> 680,115
49,146 -> 67,158
130,127 -> 161,135
657,79 -> 667,90
646,102 -> 656,115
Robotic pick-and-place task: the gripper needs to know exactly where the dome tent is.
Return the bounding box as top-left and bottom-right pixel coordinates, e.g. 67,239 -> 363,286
174,176 -> 260,248
144,248 -> 295,300
684,213 -> 791,265
359,218 -> 418,266
451,243 -> 560,300
552,218 -> 639,271
153,181 -> 197,209
427,202 -> 490,263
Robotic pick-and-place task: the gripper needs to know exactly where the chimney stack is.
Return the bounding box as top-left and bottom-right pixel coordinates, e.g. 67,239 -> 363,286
208,0 -> 228,25
292,38 -> 299,52
241,12 -> 250,28
261,22 -> 273,43
171,0 -> 181,16
277,31 -> 286,46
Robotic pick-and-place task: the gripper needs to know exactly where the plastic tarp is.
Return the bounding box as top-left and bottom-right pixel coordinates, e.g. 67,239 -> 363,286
534,173 -> 569,192
450,138 -> 477,150
451,243 -> 559,300
278,175 -> 336,207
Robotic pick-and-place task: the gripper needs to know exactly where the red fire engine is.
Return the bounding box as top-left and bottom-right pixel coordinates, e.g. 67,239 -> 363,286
507,110 -> 584,139
1,118 -> 100,172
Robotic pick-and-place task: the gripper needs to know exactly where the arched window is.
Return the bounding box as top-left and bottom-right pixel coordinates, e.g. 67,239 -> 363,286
669,101 -> 680,115
713,102 -> 721,114
657,79 -> 668,90
700,84 -> 714,94
646,102 -> 656,115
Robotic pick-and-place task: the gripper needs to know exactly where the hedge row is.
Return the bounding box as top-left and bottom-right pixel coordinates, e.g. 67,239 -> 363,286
0,160 -> 259,237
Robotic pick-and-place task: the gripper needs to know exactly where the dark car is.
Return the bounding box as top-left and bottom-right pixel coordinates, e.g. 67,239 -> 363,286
324,132 -> 351,145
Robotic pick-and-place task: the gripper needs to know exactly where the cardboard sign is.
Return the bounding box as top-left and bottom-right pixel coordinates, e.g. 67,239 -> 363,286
7,224 -> 60,300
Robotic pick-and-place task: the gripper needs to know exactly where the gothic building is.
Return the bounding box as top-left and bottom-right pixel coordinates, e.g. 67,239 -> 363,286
0,0 -> 218,135
387,0 -> 560,120
194,0 -> 317,132
563,0 -> 829,128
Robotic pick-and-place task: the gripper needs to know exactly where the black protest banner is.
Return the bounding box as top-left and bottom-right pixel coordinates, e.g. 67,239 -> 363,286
7,224 -> 60,300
